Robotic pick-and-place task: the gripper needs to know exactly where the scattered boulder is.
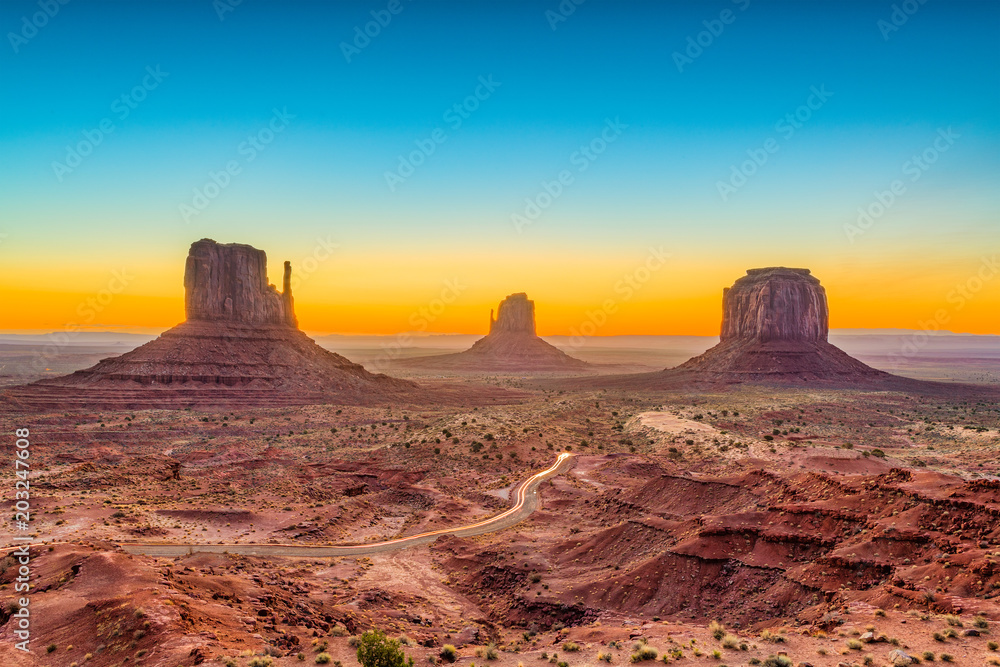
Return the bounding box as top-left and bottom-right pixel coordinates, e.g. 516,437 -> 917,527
888,649 -> 913,666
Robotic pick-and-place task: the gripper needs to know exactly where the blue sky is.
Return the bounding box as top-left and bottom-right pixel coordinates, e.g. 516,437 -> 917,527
1,0 -> 998,334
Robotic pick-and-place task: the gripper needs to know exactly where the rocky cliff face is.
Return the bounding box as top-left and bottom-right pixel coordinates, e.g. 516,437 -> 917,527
184,239 -> 296,327
720,268 -> 828,343
489,293 -> 536,336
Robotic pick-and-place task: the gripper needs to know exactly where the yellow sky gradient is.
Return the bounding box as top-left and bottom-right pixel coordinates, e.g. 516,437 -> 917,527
3,250 -> 998,336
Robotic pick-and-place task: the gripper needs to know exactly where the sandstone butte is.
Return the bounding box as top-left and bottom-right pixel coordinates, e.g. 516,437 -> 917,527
674,266 -> 889,381
398,292 -> 591,372
4,239 -> 419,409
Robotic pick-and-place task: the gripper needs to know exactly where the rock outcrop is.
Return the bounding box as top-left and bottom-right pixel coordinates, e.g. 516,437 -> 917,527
7,239 -> 417,408
720,268 -> 827,342
184,239 -> 296,327
489,293 -> 536,335
674,267 -> 885,381
563,267 -> 910,390
399,293 -> 590,372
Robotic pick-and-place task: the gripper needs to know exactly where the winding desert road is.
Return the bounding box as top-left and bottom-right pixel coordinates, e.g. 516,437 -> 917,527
120,452 -> 574,558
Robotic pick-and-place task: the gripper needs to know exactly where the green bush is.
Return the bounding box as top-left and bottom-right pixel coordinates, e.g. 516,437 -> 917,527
356,629 -> 414,667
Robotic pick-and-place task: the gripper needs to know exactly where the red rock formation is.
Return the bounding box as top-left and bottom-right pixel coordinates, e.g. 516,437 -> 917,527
7,239 -> 417,408
720,268 -> 828,342
489,293 -> 536,335
400,293 -> 589,372
675,267 -> 883,381
184,239 -> 296,327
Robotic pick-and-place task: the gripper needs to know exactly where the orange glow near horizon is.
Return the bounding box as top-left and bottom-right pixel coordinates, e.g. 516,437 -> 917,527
4,278 -> 999,337
2,245 -> 998,336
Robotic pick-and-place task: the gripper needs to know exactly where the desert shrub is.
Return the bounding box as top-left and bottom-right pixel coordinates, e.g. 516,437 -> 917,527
599,652 -> 613,662
720,635 -> 740,650
760,630 -> 785,643
922,652 -> 935,661
974,616 -> 990,629
530,573 -> 542,583
224,659 -> 239,667
933,632 -> 945,642
943,615 -> 963,627
316,655 -> 332,665
47,644 -> 57,653
249,658 -> 274,667
356,629 -> 414,667
630,646 -> 658,662
562,642 -> 580,652
846,639 -> 863,651
485,645 -> 499,660
762,656 -> 792,667
440,645 -> 457,663
709,621 -> 726,641
711,650 -> 721,660
863,655 -> 874,666
989,641 -> 999,651
940,654 -> 953,663
331,625 -> 349,636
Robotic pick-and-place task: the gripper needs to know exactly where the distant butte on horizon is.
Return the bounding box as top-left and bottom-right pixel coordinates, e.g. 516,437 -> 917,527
397,292 -> 591,372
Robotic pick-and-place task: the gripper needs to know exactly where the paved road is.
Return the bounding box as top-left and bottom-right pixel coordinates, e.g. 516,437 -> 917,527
120,453 -> 574,558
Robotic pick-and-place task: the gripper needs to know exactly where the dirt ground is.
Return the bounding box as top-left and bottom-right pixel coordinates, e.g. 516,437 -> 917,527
2,367 -> 1000,667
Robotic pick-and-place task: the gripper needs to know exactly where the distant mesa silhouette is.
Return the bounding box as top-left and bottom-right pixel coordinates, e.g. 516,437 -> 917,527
675,267 -> 887,381
6,239 -> 416,409
399,292 -> 590,372
561,266 -> 963,392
